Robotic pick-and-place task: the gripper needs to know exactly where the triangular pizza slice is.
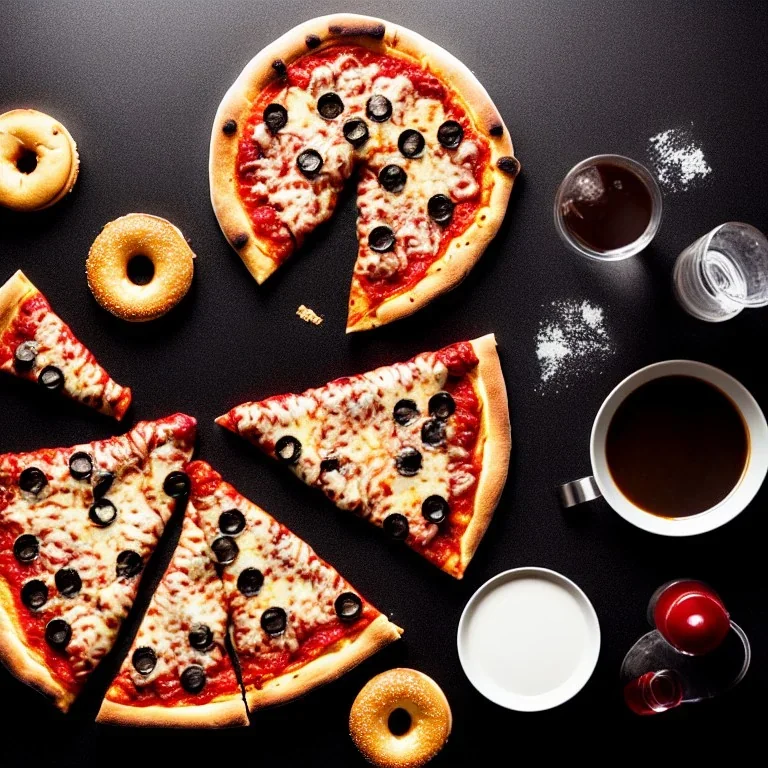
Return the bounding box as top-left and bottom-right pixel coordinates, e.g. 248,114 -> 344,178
185,461 -> 402,712
0,414 -> 196,711
97,508 -> 248,728
216,334 -> 510,578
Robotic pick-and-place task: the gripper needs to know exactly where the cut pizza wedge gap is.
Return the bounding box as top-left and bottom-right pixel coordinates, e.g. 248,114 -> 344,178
209,13 -> 519,332
216,334 -> 511,579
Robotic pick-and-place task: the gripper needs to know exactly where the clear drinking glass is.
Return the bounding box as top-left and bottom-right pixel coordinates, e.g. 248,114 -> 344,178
672,222 -> 768,321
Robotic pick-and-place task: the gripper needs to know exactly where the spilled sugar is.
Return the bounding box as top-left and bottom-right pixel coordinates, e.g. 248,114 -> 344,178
648,127 -> 712,193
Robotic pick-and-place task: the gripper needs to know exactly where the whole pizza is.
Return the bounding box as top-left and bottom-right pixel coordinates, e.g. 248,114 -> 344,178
210,13 -> 519,331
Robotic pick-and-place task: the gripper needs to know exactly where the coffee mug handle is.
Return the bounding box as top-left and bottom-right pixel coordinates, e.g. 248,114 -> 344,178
558,476 -> 602,508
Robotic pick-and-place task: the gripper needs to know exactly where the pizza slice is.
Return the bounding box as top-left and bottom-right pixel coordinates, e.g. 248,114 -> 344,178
216,334 -> 510,579
97,509 -> 248,728
0,270 -> 132,419
0,413 -> 196,711
185,461 -> 402,712
209,13 -> 520,331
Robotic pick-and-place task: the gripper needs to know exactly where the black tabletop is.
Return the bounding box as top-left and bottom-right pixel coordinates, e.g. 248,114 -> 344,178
1,0 -> 767,763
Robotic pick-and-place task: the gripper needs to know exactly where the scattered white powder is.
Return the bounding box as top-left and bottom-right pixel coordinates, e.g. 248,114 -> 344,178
648,127 -> 712,192
536,300 -> 614,391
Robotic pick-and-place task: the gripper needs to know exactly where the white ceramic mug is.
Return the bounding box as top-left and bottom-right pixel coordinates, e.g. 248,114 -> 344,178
559,360 -> 768,536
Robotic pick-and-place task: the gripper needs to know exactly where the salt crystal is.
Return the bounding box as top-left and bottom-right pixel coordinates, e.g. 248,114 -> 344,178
648,127 -> 712,193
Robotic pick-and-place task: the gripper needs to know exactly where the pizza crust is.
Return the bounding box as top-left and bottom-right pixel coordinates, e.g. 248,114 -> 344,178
0,270 -> 36,339
96,693 -> 249,728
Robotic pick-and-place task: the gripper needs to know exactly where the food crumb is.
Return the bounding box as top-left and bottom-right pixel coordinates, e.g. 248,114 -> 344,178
296,305 -> 323,326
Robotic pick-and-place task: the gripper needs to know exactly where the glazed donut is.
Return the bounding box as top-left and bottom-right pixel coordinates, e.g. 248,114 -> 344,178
350,669 -> 452,768
86,214 -> 195,322
0,109 -> 79,211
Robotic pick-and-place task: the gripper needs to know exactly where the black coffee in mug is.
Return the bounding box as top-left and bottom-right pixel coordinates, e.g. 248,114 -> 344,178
605,375 -> 749,517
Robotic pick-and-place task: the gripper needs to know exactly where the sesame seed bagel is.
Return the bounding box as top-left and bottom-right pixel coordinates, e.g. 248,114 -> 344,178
0,109 -> 80,212
86,214 -> 195,322
350,669 -> 452,768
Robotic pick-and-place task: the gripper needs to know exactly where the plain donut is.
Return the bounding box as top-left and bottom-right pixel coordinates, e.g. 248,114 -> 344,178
0,109 -> 79,211
86,214 -> 195,322
350,669 -> 452,768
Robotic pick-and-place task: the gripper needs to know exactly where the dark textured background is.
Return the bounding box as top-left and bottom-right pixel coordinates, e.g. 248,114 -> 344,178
1,0 -> 767,762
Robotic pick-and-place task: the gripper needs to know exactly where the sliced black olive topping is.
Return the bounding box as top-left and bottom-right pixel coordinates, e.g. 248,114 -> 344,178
437,120 -> 464,149
497,155 -> 520,176
366,94 -> 392,122
19,466 -> 47,495
398,129 -> 425,158
222,119 -> 237,135
334,592 -> 363,622
93,470 -> 114,499
232,232 -> 249,249
13,341 -> 37,371
421,419 -> 446,447
189,624 -> 214,652
163,471 -> 191,499
55,568 -> 82,597
395,447 -> 422,477
38,365 -> 64,391
383,513 -> 410,541
116,550 -> 143,579
306,33 -> 321,49
368,225 -> 395,253
219,509 -> 246,536
275,435 -> 302,464
317,92 -> 344,119
296,149 -> 323,178
261,607 -> 287,636
489,123 -> 504,137
45,619 -> 71,650
320,457 -> 340,473
429,391 -> 456,420
393,399 -> 419,426
237,567 -> 264,597
89,498 -> 117,527
21,579 -> 48,610
378,165 -> 407,193
69,452 -> 93,481
427,194 -> 455,226
13,534 -> 39,564
132,646 -> 157,675
263,103 -> 288,134
211,536 -> 239,565
181,664 -> 207,694
422,495 -> 450,525
271,59 -> 287,78
343,118 -> 369,148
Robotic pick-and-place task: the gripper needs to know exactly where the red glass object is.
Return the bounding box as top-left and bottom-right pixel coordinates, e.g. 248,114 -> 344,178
624,670 -> 684,715
651,580 -> 730,656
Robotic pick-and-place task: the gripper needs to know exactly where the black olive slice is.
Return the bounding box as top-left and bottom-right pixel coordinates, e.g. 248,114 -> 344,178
261,607 -> 287,636
14,341 -> 37,371
393,399 -> 419,426
343,118 -> 369,148
93,470 -> 114,499
38,365 -> 64,391
398,129 -> 425,158
263,103 -> 288,134
383,513 -> 410,541
334,592 -> 363,622
89,498 -> 117,527
395,447 -> 422,476
189,624 -> 214,651
437,120 -> 464,149
378,165 -> 407,193
422,495 -> 450,525
497,156 -> 520,176
271,59 -> 287,77
163,471 -> 191,499
181,665 -> 207,694
368,226 -> 395,253
366,94 -> 392,122
427,194 -> 455,225
317,92 -> 344,119
116,550 -> 143,578
132,646 -> 157,675
211,536 -> 239,565
320,457 -> 340,473
275,435 -> 302,464
222,119 -> 237,135
13,534 -> 39,564
237,567 -> 264,597
19,466 -> 47,495
69,452 -> 93,481
55,568 -> 82,597
21,579 -> 48,610
45,619 -> 71,650
429,391 -> 456,420
297,149 -> 323,178
219,509 -> 246,535
421,419 -> 446,447
306,33 -> 321,49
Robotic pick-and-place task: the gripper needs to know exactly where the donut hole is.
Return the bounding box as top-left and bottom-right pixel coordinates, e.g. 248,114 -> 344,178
16,149 -> 38,174
387,707 -> 412,737
126,254 -> 155,286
